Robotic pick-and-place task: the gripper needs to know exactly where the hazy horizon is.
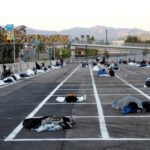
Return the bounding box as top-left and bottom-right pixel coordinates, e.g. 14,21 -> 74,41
26,25 -> 148,32
1,0 -> 150,31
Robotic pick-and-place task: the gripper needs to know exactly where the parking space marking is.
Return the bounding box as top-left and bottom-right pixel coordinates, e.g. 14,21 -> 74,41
45,103 -> 96,105
104,115 -> 150,118
6,138 -> 150,142
52,94 -> 144,97
58,89 -> 79,90
68,115 -> 150,118
98,94 -> 143,95
4,65 -> 80,142
28,115 -> 150,119
122,69 -> 137,74
116,75 -> 150,100
89,65 -> 110,139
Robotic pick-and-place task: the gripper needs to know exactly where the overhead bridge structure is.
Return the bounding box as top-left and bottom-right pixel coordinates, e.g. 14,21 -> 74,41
70,43 -> 150,51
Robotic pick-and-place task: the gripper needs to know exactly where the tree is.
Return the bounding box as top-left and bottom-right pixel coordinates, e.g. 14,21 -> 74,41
75,37 -> 79,42
104,49 -> 109,59
91,36 -> 95,41
35,43 -> 46,60
55,48 -> 71,58
125,36 -> 141,43
86,35 -> 95,44
81,35 -> 84,40
142,48 -> 149,60
87,49 -> 98,56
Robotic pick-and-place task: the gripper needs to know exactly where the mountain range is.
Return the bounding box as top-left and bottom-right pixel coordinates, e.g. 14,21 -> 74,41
26,25 -> 150,41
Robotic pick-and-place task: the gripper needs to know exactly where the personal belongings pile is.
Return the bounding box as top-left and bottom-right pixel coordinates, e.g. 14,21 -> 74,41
112,96 -> 143,114
0,65 -> 22,84
142,101 -> 150,112
145,78 -> 150,87
23,115 -> 75,132
82,62 -> 88,67
109,69 -> 115,77
56,94 -> 86,103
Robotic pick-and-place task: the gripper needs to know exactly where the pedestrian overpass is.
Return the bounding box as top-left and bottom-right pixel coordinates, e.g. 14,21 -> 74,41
68,43 -> 150,62
70,43 -> 150,51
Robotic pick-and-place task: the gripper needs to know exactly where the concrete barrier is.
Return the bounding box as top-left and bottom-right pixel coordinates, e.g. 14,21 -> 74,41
0,58 -> 70,75
0,60 -> 51,74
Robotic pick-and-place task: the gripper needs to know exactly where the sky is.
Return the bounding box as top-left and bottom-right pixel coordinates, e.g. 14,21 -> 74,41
0,0 -> 150,31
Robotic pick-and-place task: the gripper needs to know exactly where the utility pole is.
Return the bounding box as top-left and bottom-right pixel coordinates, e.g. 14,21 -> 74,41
13,29 -> 16,63
85,45 -> 88,61
105,29 -> 108,45
53,43 -> 56,60
5,24 -> 15,62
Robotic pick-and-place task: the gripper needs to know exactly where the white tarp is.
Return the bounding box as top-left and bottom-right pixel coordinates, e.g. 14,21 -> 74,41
37,69 -> 45,73
3,76 -> 16,83
98,74 -> 110,77
93,65 -> 99,71
14,74 -> 22,80
51,66 -> 61,69
128,62 -> 137,66
26,69 -> 35,76
35,123 -> 62,132
0,80 -> 6,86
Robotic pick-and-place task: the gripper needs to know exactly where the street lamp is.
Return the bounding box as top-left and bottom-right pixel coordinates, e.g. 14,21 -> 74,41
12,29 -> 16,63
85,45 -> 88,61
105,29 -> 108,45
5,24 -> 16,62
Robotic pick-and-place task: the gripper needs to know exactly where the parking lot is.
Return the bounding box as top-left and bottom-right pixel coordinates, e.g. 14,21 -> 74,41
0,63 -> 150,150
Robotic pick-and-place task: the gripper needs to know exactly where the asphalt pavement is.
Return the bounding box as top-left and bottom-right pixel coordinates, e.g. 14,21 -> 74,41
0,63 -> 150,150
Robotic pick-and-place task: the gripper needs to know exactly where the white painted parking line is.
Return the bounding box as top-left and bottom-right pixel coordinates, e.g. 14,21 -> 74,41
58,89 -> 79,90
89,65 -> 110,139
69,115 -> 150,118
28,115 -> 150,119
58,89 -> 95,91
99,94 -> 145,96
122,69 -> 137,74
116,75 -> 150,100
45,103 -> 96,105
6,138 -> 150,142
104,115 -> 150,118
4,65 -> 80,142
51,94 -> 144,97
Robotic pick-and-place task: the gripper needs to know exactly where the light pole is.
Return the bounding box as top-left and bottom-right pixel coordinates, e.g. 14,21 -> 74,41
105,29 -> 108,45
5,24 -> 15,62
53,43 -> 56,60
85,45 -> 87,61
12,29 -> 16,63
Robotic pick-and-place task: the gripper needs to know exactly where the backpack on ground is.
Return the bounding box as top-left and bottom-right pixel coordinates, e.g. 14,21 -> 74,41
65,94 -> 78,103
142,101 -> 150,112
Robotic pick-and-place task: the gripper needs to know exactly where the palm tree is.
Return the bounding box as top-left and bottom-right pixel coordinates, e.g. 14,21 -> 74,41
75,37 -> 79,42
142,48 -> 149,60
36,42 -> 46,60
81,35 -> 85,40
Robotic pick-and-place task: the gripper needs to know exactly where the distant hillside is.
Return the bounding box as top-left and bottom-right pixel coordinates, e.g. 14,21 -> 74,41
26,28 -> 57,35
26,25 -> 149,41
